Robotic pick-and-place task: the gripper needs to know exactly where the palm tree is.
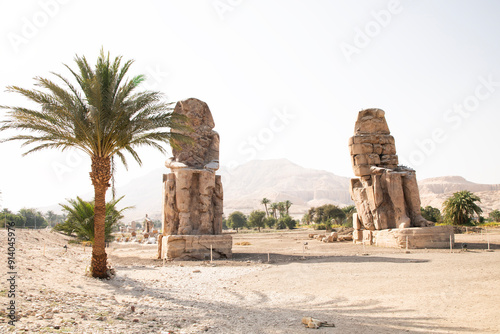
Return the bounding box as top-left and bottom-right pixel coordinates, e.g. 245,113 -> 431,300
261,198 -> 270,218
57,196 -> 129,242
284,200 -> 292,216
341,205 -> 356,226
270,203 -> 279,219
45,210 -> 56,227
442,190 -> 482,226
0,50 -> 188,278
277,202 -> 286,218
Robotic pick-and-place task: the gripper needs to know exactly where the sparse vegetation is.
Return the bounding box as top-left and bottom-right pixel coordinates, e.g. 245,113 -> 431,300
227,211 -> 247,232
488,209 -> 500,222
304,204 -> 352,230
443,190 -> 482,226
54,196 -> 129,242
248,210 -> 266,232
234,241 -> 251,246
421,205 -> 442,223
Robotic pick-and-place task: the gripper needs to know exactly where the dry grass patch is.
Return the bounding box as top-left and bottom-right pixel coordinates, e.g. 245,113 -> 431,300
235,241 -> 251,246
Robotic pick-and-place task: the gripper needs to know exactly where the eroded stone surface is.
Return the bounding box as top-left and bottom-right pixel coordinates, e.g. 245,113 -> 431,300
159,98 -> 229,259
167,98 -> 220,170
372,226 -> 454,248
349,109 -> 433,232
160,235 -> 232,260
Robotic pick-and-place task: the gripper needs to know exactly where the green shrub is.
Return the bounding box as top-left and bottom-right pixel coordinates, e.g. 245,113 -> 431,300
279,216 -> 297,229
264,217 -> 277,229
54,196 -> 129,242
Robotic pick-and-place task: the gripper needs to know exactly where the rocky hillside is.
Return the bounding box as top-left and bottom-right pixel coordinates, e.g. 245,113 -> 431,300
219,159 -> 353,216
418,176 -> 500,214
114,159 -> 353,221
44,160 -> 500,221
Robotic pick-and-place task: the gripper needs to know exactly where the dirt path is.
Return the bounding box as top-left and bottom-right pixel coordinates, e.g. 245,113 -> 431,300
1,229 -> 499,333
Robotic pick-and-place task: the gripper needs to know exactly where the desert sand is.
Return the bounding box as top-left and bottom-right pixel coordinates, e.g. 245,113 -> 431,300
1,228 -> 499,333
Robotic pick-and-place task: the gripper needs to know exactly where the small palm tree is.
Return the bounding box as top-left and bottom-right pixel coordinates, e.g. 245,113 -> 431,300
57,196 -> 129,242
270,202 -> 279,219
277,202 -> 286,218
284,200 -> 292,216
442,190 -> 482,226
0,50 -> 189,277
261,198 -> 270,217
341,205 -> 356,226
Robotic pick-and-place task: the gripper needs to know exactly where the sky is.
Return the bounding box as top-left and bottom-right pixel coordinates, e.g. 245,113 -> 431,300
1,0 -> 500,212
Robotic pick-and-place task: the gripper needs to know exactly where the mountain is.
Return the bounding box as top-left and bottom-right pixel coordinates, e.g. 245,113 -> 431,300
418,176 -> 500,214
219,159 -> 353,216
41,160 -> 500,222
116,158 -> 353,221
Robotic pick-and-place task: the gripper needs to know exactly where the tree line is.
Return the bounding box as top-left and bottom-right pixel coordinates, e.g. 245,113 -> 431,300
301,204 -> 356,229
427,190 -> 499,226
224,198 -> 298,232
1,208 -> 65,229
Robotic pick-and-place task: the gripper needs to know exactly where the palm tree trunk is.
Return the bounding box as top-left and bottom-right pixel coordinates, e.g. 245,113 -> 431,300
89,156 -> 111,278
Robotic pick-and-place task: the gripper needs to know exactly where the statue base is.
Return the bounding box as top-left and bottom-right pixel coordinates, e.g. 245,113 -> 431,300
159,234 -> 232,260
354,226 -> 454,249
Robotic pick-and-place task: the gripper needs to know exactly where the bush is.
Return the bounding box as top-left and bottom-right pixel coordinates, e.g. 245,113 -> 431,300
227,211 -> 247,232
275,219 -> 287,229
313,223 -> 328,230
55,196 -> 129,242
479,222 -> 500,227
279,216 -> 297,229
264,217 -> 277,229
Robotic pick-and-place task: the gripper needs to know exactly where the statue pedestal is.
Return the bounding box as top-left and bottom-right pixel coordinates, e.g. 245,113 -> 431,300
355,226 -> 454,249
159,234 -> 232,260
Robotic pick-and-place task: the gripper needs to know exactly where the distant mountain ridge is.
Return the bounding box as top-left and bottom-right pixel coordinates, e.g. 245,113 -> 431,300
219,159 -> 353,216
418,176 -> 500,214
41,159 -> 500,221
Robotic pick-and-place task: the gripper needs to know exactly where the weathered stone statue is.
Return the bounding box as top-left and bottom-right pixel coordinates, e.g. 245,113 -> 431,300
144,214 -> 154,233
158,98 -> 231,260
349,109 -> 453,248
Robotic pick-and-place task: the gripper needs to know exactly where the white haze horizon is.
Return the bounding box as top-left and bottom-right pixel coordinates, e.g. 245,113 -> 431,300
1,0 -> 500,212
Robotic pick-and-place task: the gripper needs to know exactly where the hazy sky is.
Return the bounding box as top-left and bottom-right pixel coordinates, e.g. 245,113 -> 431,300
1,0 -> 500,212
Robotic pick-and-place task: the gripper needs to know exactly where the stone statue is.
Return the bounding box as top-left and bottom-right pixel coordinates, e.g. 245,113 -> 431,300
158,98 -> 231,260
166,98 -> 220,171
144,214 -> 153,233
349,108 -> 432,230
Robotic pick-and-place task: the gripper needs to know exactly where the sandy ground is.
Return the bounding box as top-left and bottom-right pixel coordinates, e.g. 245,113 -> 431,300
1,228 -> 499,333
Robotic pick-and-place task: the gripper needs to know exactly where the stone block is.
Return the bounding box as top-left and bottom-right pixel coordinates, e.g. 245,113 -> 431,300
354,154 -> 368,165
372,226 -> 454,249
161,234 -> 232,260
354,109 -> 390,134
353,213 -> 361,230
367,154 -> 381,165
373,144 -> 383,154
362,230 -> 373,245
350,143 -> 373,155
353,164 -> 372,176
378,135 -> 395,145
353,229 -> 363,242
380,154 -> 398,165
381,144 -> 396,155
